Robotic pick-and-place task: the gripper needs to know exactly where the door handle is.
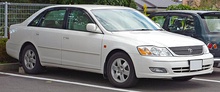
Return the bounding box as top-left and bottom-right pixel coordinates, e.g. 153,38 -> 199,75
63,37 -> 69,39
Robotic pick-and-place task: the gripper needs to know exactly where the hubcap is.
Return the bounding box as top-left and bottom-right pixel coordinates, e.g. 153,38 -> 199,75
24,50 -> 36,70
111,58 -> 130,83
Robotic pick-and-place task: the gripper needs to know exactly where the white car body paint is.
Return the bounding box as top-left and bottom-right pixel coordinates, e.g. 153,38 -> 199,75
6,5 -> 213,79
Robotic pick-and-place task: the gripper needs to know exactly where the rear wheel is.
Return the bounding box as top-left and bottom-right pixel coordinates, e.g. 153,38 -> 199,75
21,45 -> 43,74
172,76 -> 193,81
107,52 -> 138,88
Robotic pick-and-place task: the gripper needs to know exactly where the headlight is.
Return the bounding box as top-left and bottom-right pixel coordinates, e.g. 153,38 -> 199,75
137,46 -> 172,56
203,45 -> 209,54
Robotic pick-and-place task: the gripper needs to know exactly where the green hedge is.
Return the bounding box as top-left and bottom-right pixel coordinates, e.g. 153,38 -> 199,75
0,38 -> 17,63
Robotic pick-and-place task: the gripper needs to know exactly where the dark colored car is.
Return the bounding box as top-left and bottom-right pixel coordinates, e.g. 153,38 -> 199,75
150,10 -> 220,67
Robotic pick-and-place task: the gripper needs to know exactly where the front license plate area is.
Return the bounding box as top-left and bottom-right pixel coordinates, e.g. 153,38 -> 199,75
189,60 -> 202,71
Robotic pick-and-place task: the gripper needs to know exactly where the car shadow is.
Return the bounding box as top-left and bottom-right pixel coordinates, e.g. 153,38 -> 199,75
195,68 -> 220,79
133,78 -> 206,91
39,67 -> 110,86
32,67 -> 212,91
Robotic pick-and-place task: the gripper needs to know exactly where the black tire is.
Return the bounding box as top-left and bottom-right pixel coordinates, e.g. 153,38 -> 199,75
107,52 -> 138,88
21,45 -> 43,74
172,76 -> 193,81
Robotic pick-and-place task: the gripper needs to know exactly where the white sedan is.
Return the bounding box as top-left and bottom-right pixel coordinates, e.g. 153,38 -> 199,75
6,5 -> 213,88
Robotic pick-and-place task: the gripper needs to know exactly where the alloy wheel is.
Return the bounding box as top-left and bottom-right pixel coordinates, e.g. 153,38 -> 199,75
111,58 -> 130,83
24,49 -> 36,70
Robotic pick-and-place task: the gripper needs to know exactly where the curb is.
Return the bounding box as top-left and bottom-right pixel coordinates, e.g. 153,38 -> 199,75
0,63 -> 19,71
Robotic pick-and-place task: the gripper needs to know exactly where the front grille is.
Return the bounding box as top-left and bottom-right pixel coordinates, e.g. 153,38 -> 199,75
172,64 -> 211,73
169,46 -> 203,55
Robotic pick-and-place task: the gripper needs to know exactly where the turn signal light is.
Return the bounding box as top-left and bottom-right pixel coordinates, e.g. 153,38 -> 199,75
213,44 -> 218,49
207,43 -> 218,49
138,48 -> 151,56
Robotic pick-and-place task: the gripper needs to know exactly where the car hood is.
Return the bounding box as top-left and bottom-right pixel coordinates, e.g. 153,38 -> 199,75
112,31 -> 204,47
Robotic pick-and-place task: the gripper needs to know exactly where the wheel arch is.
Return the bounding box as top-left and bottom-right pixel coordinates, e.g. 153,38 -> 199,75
19,42 -> 37,63
103,49 -> 133,78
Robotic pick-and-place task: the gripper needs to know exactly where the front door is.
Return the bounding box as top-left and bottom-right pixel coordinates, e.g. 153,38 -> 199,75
61,8 -> 103,70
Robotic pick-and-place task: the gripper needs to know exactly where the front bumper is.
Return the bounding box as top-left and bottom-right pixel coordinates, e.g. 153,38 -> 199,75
130,53 -> 214,78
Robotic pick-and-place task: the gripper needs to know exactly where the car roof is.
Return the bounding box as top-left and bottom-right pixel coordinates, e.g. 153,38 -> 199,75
21,5 -> 133,26
45,5 -> 131,10
155,10 -> 220,14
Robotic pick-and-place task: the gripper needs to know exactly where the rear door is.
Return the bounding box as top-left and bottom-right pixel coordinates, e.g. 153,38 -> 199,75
29,8 -> 67,64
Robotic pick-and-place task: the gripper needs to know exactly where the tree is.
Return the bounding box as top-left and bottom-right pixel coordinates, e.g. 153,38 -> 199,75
0,0 -> 29,3
166,4 -> 195,10
0,0 -> 137,9
0,0 -> 97,4
97,0 -> 137,9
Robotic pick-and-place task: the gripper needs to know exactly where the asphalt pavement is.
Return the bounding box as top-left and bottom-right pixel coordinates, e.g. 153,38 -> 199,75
1,67 -> 220,92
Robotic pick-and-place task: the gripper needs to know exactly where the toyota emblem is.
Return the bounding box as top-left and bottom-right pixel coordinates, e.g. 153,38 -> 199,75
188,48 -> 193,54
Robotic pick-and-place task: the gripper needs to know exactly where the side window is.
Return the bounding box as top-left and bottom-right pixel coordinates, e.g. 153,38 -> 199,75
184,17 -> 195,32
168,15 -> 195,33
168,16 -> 184,32
67,9 -> 93,31
29,15 -> 42,26
151,15 -> 166,27
39,9 -> 66,28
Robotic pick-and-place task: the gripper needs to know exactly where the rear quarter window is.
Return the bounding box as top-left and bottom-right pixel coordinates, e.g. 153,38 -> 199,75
203,16 -> 220,33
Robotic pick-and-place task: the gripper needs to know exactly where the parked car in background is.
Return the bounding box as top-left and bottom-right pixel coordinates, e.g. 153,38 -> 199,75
6,6 -> 213,88
150,10 -> 220,67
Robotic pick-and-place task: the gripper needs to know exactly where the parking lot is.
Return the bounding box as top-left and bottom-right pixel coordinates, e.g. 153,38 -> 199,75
0,67 -> 220,92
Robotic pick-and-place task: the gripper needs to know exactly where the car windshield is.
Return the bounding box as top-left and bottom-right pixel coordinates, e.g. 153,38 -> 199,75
203,15 -> 220,33
91,9 -> 161,32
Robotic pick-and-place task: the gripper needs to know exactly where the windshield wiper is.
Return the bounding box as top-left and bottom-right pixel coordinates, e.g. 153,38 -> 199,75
132,29 -> 163,31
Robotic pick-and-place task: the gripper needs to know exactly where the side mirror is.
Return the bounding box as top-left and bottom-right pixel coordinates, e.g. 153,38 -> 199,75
86,23 -> 102,33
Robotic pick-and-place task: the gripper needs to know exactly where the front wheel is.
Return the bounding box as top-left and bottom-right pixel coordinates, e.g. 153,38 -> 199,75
107,52 -> 138,88
21,45 -> 43,74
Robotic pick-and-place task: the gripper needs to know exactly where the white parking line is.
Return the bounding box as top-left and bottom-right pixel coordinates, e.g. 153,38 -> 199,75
0,72 -> 140,92
193,78 -> 220,83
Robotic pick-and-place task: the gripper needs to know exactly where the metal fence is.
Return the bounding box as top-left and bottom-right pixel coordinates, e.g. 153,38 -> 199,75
0,2 -> 52,37
0,2 -> 4,36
